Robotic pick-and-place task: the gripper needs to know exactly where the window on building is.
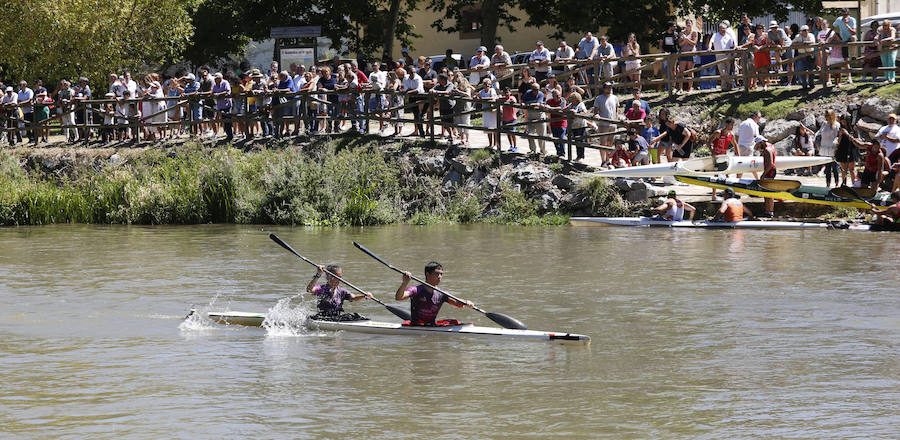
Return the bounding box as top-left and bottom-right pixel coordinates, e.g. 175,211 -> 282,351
459,7 -> 482,40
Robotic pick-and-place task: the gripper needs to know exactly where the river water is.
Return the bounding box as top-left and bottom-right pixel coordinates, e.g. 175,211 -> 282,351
1,224 -> 898,439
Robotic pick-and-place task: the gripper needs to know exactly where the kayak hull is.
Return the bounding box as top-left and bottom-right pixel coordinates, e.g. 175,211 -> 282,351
570,216 -> 829,229
200,311 -> 591,345
676,175 -> 893,209
595,156 -> 834,178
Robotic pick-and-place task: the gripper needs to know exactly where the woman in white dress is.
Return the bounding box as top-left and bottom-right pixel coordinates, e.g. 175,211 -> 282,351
477,78 -> 499,148
452,72 -> 473,146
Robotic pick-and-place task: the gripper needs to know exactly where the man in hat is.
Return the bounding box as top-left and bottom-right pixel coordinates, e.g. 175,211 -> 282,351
876,113 -> 900,164
833,7 -> 857,70
530,40 -> 552,81
713,188 -> 753,222
1,86 -> 20,145
652,190 -> 696,221
709,22 -> 736,91
181,72 -> 202,136
73,77 -> 92,141
469,46 -> 490,85
792,24 -> 816,89
491,45 -> 513,88
755,134 -> 777,217
767,21 -> 788,79
211,72 -> 233,141
16,81 -> 34,143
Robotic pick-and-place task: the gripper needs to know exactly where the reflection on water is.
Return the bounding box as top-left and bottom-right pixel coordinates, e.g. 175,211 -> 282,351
1,224 -> 899,438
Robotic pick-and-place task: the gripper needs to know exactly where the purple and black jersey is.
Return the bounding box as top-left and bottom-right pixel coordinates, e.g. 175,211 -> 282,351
407,285 -> 448,324
312,284 -> 352,312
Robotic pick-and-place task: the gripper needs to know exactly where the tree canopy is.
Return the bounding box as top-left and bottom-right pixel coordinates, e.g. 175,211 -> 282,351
0,0 -> 197,86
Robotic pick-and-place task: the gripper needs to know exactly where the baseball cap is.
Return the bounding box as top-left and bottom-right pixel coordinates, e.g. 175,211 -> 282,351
889,113 -> 898,119
183,73 -> 196,81
603,81 -> 613,87
401,47 -> 408,53
667,190 -> 677,198
754,135 -> 768,143
214,72 -> 223,79
722,188 -> 735,196
4,86 -> 12,92
800,25 -> 809,31
476,46 -> 487,52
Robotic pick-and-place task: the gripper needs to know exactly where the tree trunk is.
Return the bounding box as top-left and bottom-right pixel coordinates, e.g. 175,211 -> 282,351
479,0 -> 501,49
382,0 -> 402,62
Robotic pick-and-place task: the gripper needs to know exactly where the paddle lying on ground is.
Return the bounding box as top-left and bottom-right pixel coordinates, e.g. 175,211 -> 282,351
831,185 -> 876,204
269,234 -> 411,321
352,241 -> 528,330
758,179 -> 802,191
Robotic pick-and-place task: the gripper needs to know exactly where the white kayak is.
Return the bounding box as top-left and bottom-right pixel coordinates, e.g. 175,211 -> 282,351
198,311 -> 591,346
570,216 -> 829,229
595,156 -> 834,178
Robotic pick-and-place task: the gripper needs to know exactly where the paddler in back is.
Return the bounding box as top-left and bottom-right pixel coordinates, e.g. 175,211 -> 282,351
652,190 -> 696,221
754,135 -> 777,217
396,261 -> 473,326
306,264 -> 372,318
712,188 -> 753,222
870,191 -> 900,225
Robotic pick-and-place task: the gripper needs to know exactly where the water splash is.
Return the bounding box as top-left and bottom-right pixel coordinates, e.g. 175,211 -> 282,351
262,296 -> 318,337
178,293 -> 230,332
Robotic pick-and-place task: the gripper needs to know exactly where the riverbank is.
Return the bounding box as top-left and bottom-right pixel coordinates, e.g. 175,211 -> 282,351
0,136 -> 633,226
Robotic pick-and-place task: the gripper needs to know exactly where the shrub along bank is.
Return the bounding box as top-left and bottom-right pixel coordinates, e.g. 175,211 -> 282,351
0,137 -> 629,226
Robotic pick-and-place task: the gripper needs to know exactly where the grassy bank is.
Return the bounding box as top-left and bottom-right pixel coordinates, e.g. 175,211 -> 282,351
0,139 -> 625,226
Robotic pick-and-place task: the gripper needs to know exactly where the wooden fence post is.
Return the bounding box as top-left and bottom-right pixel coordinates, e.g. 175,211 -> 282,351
566,114 -> 573,161
494,100 -> 502,152
667,53 -> 675,97
742,51 -> 751,93
428,94 -> 435,142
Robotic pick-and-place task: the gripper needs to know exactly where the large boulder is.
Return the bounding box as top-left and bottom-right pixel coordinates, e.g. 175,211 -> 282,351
551,174 -> 577,191
511,164 -> 552,185
860,97 -> 899,123
412,154 -> 446,176
442,170 -> 463,188
785,110 -> 807,121
762,119 -> 801,144
536,189 -> 563,212
445,157 -> 474,176
856,116 -> 883,136
773,134 -> 796,156
614,178 -> 633,192
802,114 -> 817,131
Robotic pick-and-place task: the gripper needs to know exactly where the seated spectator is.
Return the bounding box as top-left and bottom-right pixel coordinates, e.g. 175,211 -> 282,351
626,128 -> 650,165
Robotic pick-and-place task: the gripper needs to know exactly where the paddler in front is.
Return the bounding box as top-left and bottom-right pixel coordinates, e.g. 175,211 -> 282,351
712,188 -> 754,221
652,190 -> 696,221
396,262 -> 474,326
754,135 -> 777,217
306,264 -> 372,319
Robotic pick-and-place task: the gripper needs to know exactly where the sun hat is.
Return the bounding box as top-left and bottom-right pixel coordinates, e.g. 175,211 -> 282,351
769,20 -> 778,28
213,72 -> 223,79
249,68 -> 263,78
5,86 -> 13,92
754,135 -> 768,143
800,25 -> 809,31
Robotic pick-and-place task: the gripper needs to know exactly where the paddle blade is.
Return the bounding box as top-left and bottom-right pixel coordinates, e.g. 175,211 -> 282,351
758,179 -> 801,191
385,304 -> 412,321
485,312 -> 527,330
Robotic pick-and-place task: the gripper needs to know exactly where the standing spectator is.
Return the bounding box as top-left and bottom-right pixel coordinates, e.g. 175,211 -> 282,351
521,82 -> 546,154
651,116 -> 694,161
543,74 -> 562,96
737,13 -> 752,46
736,111 -> 761,178
576,31 -> 600,84
591,81 -> 619,162
2,87 -> 19,145
793,25 -> 816,89
876,20 -> 896,84
73,77 -> 92,141
58,80 -> 76,142
122,72 -> 138,97
491,45 -> 513,88
34,90 -> 51,143
562,76 -> 586,100
658,22 -> 680,91
211,73 -> 233,141
16,81 -> 35,143
836,115 -> 862,186
368,62 -> 388,134
875,113 -> 900,163
623,88 -> 650,115
833,8 -> 857,79
402,65 -> 425,137
165,76 -> 183,138
863,21 -> 882,81
641,115 -> 661,163
622,33 -> 642,86
555,40 -> 575,72
627,128 -> 651,165
477,78 -> 499,148
197,68 -> 214,134
517,68 -> 535,102
784,24 -> 797,85
749,24 -> 771,90
596,36 -> 617,80
816,19 -> 831,76
815,109 -> 841,187
767,21 -> 789,83
499,86 -> 518,152
144,81 -> 166,141
181,73 -> 201,136
109,74 -> 124,97
709,22 -> 736,91
565,92 -> 589,161
442,49 -> 458,70
274,71 -> 293,137
825,28 -> 845,87
529,40 -> 552,82
452,73 -> 474,146
543,89 -> 567,157
468,46 -> 490,86
386,69 -> 404,136
678,20 -> 699,92
429,73 -> 455,141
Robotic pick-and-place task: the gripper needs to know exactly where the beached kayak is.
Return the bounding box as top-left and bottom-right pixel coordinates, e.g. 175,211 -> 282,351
676,175 -> 893,209
570,216 -> 829,229
595,156 -> 834,178
847,223 -> 900,231
196,311 -> 591,345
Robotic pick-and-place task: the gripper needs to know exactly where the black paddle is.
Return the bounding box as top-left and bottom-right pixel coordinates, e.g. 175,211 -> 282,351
352,241 -> 528,330
269,234 -> 411,321
832,185 -> 876,206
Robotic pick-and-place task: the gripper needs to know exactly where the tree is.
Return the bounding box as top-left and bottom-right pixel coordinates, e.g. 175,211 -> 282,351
0,0 -> 197,87
426,0 -> 521,49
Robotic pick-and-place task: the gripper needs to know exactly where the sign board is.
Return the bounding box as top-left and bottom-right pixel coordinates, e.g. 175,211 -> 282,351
270,26 -> 322,39
280,47 -> 316,68
821,1 -> 858,8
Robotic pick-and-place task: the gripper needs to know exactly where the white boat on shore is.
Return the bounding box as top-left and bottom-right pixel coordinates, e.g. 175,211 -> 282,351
570,216 -> 829,229
595,156 -> 834,178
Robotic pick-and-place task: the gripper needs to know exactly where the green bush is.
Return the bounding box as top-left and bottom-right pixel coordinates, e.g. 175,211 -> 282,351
576,177 -> 629,217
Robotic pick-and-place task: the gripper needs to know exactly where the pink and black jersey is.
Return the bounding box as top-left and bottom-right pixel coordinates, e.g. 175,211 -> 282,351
312,284 -> 352,313
406,285 -> 448,325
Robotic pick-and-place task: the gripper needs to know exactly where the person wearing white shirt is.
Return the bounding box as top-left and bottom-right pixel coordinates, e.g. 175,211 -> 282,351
2,87 -> 20,145
16,81 -> 35,143
468,46 -> 490,85
529,40 -> 552,81
122,72 -> 138,97
736,111 -> 761,178
402,65 -> 425,136
876,113 -> 900,163
709,22 -> 736,91
596,35 -> 617,79
555,40 -> 575,71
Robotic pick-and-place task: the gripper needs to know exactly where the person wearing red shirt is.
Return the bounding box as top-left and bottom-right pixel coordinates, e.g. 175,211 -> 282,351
543,89 -> 568,157
500,88 -> 519,152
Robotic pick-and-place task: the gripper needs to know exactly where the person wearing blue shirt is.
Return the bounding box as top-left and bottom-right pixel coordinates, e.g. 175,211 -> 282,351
274,71 -> 293,137
640,115 -> 662,163
521,82 -> 546,154
833,8 -> 857,68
